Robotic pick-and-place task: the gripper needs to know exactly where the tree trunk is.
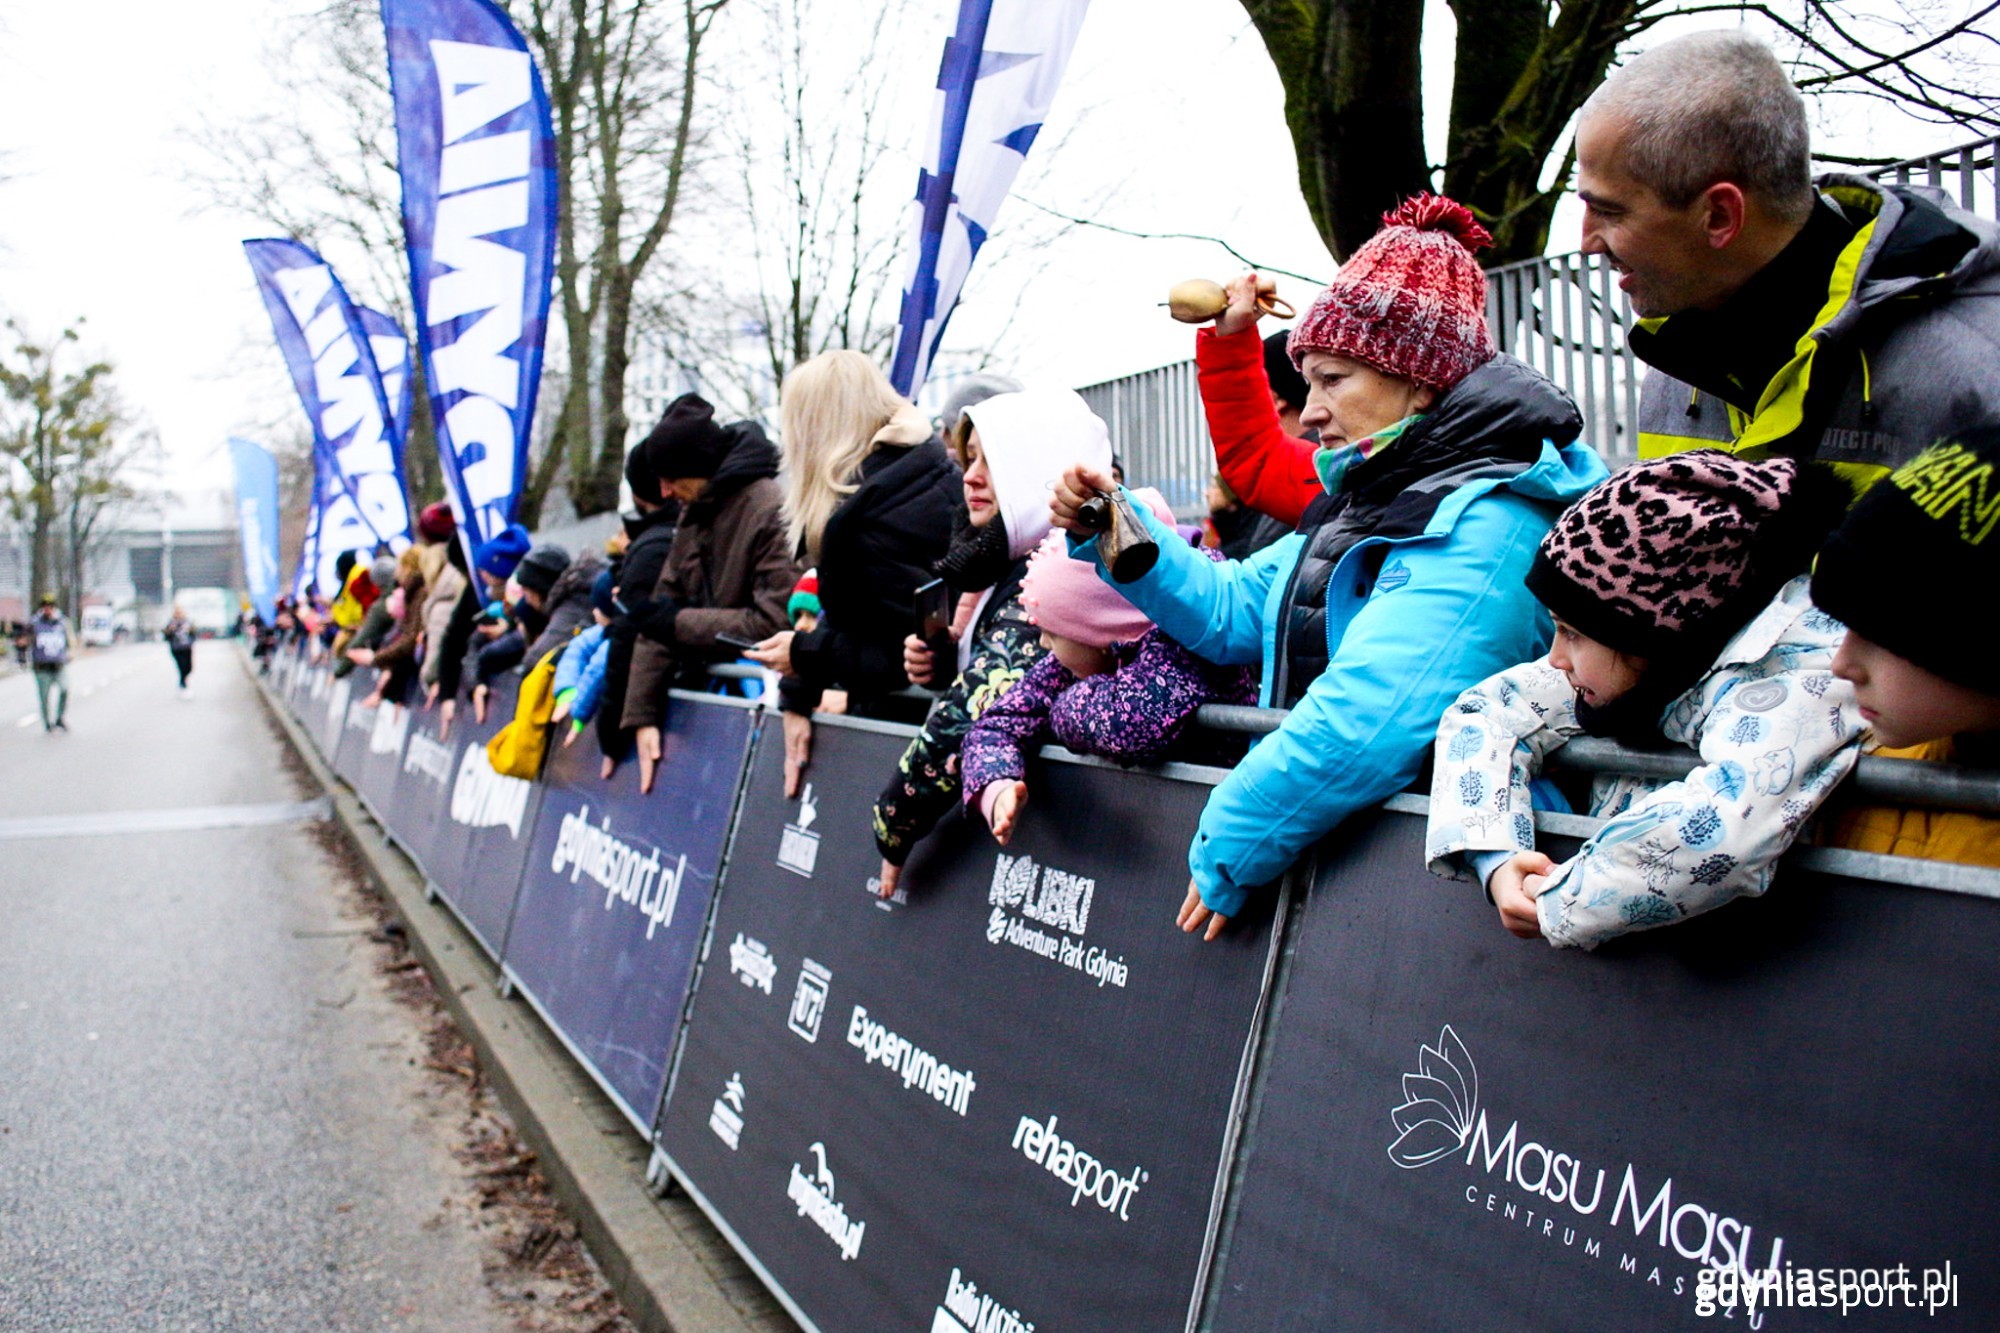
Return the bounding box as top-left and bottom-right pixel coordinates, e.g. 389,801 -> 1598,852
1238,0 -> 1635,265
574,0 -> 720,519
517,0 -> 594,530
400,351 -> 444,508
1441,0 -> 1637,262
1238,0 -> 1432,262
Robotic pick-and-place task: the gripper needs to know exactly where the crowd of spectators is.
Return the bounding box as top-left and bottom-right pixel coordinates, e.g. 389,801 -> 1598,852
271,29 -> 2000,953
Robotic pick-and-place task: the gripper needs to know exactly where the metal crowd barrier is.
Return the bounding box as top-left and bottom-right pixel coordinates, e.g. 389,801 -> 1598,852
266,639 -> 2000,1331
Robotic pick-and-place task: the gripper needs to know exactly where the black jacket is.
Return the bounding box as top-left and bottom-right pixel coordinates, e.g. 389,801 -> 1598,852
1276,354 -> 1582,704
782,438 -> 958,714
594,500 -> 682,752
520,549 -> 608,666
616,500 -> 681,616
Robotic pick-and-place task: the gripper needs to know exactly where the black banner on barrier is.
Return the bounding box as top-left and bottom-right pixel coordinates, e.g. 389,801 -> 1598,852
501,693 -> 757,1130
1209,806 -> 1997,1331
300,660 -> 336,752
385,704 -> 464,884
656,716 -> 1279,1333
424,671 -> 543,958
331,677 -> 375,788
348,693 -> 412,823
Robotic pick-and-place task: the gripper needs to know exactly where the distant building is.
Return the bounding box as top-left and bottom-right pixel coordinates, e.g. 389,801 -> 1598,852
0,485 -> 241,631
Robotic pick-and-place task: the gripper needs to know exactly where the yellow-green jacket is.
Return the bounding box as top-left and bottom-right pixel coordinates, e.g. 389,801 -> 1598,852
1633,176 -> 2000,490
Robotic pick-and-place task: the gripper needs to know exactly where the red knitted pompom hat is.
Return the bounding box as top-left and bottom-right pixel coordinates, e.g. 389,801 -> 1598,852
1287,194 -> 1496,391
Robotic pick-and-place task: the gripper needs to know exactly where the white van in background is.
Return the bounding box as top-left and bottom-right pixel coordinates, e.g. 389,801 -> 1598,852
175,588 -> 234,638
80,604 -> 115,647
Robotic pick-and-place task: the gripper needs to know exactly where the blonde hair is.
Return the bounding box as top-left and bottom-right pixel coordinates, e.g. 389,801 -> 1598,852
779,350 -> 913,562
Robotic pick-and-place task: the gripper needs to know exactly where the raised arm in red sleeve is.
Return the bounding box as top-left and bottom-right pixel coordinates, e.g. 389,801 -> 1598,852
1195,324 -> 1319,528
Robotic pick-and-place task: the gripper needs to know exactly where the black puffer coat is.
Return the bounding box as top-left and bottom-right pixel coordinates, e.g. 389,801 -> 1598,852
781,436 -> 958,715
1274,354 -> 1582,704
520,549 -> 608,665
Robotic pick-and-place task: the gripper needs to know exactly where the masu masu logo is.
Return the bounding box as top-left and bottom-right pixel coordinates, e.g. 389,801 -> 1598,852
1385,1024 -> 1792,1283
1387,1024 -> 1479,1168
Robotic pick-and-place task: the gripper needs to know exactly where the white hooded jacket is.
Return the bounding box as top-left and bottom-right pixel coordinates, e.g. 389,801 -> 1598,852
953,388 -> 1113,669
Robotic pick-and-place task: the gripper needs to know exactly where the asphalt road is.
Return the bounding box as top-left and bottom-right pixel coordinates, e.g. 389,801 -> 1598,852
0,642 -> 504,1331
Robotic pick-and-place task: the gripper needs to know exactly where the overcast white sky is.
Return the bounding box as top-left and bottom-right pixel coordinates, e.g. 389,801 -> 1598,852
0,0 -> 1971,518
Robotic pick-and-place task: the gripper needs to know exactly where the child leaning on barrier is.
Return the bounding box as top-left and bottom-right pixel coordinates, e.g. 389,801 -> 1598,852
550,571 -> 617,744
1425,451 -> 1864,948
960,492 -> 1257,843
1809,429 -> 2000,867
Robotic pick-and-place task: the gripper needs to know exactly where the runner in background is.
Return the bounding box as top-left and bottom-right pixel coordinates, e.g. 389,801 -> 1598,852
29,593 -> 73,732
164,605 -> 196,694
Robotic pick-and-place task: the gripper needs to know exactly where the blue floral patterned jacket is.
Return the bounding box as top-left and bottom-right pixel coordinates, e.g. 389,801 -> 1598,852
1425,576 -> 1868,949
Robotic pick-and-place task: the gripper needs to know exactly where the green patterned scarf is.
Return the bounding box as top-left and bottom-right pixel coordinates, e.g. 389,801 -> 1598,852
1314,413 -> 1424,495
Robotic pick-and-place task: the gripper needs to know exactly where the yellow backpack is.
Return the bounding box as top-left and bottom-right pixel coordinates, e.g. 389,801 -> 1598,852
485,648 -> 561,780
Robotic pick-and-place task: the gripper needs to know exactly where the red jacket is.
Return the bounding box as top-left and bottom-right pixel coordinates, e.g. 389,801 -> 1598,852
1195,325 -> 1319,527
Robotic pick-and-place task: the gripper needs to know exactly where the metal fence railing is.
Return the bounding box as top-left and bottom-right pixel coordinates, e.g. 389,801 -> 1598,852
1076,135 -> 2000,510
1483,250 -> 1641,460
1881,135 -> 1999,219
1074,356 -> 1214,514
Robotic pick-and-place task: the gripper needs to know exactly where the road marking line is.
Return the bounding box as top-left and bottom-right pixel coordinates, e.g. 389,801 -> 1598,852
0,797 -> 332,841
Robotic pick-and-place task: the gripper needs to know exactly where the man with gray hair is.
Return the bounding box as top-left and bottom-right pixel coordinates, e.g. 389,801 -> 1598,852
1577,29 -> 2000,479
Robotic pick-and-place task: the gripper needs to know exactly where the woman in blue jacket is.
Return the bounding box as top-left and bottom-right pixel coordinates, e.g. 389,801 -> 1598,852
1051,196 -> 1608,938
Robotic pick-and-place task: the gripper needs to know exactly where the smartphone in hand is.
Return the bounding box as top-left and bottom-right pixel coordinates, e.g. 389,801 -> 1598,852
715,631 -> 761,653
914,577 -> 955,668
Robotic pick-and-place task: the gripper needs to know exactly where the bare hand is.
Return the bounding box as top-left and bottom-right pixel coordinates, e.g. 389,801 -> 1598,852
472,684 -> 489,725
425,682 -> 440,709
1489,850 -> 1556,939
562,724 -> 581,748
903,634 -> 937,688
1177,879 -> 1229,942
636,725 -> 662,795
439,697 -> 455,740
1050,462 -> 1119,536
1215,271 -> 1277,339
601,754 -> 617,781
877,859 -> 901,901
781,710 -> 813,798
551,696 -> 573,724
746,630 -> 795,676
347,647 -> 375,666
987,780 -> 1028,845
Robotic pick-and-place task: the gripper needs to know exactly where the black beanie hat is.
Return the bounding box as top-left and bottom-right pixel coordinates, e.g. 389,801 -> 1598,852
1263,329 -> 1309,414
625,437 -> 663,505
1812,430 -> 2000,695
642,393 -> 732,484
515,543 -> 571,597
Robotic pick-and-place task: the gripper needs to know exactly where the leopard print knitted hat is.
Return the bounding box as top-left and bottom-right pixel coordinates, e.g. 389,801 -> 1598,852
1287,194 -> 1496,391
1525,450 -> 1841,659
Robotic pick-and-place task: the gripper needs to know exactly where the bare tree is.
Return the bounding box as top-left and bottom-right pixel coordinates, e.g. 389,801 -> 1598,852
516,0 -> 734,523
635,0 -> 1079,420
0,321 -> 128,621
1237,0 -> 2000,263
182,0 -> 446,507
189,0 -> 735,526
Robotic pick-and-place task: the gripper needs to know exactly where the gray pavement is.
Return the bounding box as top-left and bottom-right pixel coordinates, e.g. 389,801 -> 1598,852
0,642 -> 505,1331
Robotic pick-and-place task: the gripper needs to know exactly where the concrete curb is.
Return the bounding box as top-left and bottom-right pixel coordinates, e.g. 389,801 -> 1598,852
247,658 -> 789,1333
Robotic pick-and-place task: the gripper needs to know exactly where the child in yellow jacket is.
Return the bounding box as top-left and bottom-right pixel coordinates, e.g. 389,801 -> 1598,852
1811,430 -> 2000,868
